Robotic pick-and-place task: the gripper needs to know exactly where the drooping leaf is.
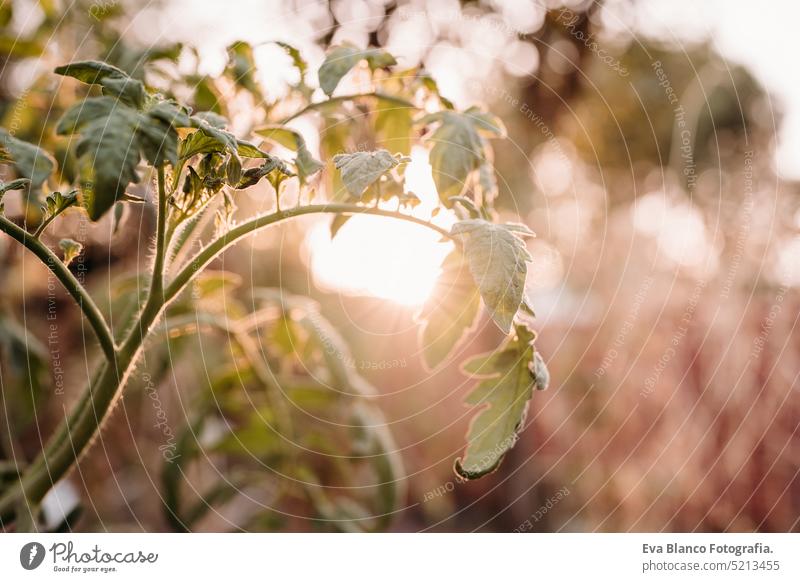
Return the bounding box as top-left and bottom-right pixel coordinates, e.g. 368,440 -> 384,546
332,149 -> 401,198
55,60 -> 146,108
0,129 -> 55,189
56,93 -> 189,220
417,107 -> 505,203
70,108 -> 143,220
179,118 -> 267,172
329,214 -> 351,239
255,126 -> 322,184
148,100 -> 192,128
455,323 -> 547,480
416,250 -> 480,369
451,219 -> 534,333
235,156 -> 293,190
226,41 -> 263,101
318,45 -> 396,96
58,238 -> 83,267
54,60 -> 128,84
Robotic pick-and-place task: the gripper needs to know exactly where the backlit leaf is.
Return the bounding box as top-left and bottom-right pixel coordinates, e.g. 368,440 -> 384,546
455,323 -> 547,480
416,250 -> 480,369
451,219 -> 534,333
318,45 -> 396,96
255,126 -> 323,183
56,93 -> 189,220
332,149 -> 399,198
0,129 -> 55,189
58,238 -> 82,267
55,60 -> 146,108
417,107 -> 505,203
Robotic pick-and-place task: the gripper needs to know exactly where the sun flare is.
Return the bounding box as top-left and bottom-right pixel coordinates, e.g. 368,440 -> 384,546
307,147 -> 454,306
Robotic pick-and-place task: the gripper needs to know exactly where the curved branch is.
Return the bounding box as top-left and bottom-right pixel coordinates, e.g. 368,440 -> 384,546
165,203 -> 453,303
279,92 -> 418,124
0,201 -> 452,523
0,215 -> 117,361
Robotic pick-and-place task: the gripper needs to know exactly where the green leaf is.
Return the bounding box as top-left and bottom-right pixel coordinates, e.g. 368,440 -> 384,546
57,95 -> 188,220
193,270 -> 243,300
192,111 -> 228,129
416,250 -> 480,369
55,97 -> 118,134
455,323 -> 547,480
0,129 -> 55,189
236,140 -> 269,159
58,238 -> 82,267
236,156 -> 293,190
375,103 -> 413,155
148,100 -> 192,128
71,109 -> 142,220
417,107 -> 505,203
275,41 -> 308,84
226,41 -> 263,100
451,219 -> 534,333
329,214 -> 351,239
318,45 -> 396,96
332,149 -> 400,198
55,60 -> 146,108
42,190 -> 78,217
180,118 -> 267,163
255,126 -> 322,183
54,60 -> 127,84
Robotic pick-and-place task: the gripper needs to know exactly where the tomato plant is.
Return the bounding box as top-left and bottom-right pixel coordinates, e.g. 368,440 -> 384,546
0,42 -> 548,531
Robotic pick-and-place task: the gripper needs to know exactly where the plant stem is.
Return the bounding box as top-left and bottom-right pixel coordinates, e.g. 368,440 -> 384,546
0,167 -> 171,522
0,200 -> 452,523
165,203 -> 453,303
0,215 -> 116,361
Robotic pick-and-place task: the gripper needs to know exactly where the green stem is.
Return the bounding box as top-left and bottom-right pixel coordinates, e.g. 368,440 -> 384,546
0,215 -> 116,361
0,168 -> 171,522
279,93 -> 417,124
0,200 -> 451,523
31,212 -> 59,239
165,203 -> 453,303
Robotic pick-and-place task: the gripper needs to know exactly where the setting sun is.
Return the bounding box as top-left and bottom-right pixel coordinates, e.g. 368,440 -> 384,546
307,147 -> 454,305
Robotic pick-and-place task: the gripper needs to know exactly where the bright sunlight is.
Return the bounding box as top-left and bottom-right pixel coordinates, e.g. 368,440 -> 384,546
307,146 -> 454,305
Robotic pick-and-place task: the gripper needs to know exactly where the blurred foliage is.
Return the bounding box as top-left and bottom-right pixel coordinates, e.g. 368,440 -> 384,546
0,0 -> 797,533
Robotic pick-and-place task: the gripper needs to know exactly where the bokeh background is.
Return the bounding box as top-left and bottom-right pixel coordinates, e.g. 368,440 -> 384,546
1,0 -> 798,532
